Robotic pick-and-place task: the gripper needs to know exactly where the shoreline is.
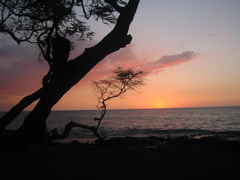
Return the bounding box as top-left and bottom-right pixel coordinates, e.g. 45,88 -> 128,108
1,137 -> 240,180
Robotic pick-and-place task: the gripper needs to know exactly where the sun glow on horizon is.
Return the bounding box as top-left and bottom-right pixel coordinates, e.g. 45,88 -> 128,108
154,101 -> 166,109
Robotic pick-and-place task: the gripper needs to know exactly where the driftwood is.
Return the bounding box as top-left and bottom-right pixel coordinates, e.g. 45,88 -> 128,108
47,121 -> 105,142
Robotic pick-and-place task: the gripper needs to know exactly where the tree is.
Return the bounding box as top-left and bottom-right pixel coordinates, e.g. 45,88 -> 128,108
0,0 -> 126,133
92,67 -> 144,130
47,67 -> 145,142
0,0 -> 141,145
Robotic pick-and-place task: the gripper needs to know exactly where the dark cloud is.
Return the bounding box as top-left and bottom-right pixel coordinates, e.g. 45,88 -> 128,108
0,36 -> 48,95
0,35 -> 97,95
0,96 -> 8,99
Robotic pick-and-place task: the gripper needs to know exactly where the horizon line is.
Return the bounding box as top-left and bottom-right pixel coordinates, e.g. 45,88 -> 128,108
1,105 -> 239,113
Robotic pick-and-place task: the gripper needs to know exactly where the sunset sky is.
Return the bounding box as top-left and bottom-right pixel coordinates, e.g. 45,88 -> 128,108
0,0 -> 240,111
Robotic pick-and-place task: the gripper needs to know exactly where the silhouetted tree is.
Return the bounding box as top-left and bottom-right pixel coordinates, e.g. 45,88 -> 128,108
93,67 -> 144,130
0,0 -> 140,145
0,0 -> 124,132
47,67 -> 145,142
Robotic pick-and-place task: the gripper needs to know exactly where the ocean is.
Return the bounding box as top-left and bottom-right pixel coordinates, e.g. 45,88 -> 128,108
2,106 -> 240,143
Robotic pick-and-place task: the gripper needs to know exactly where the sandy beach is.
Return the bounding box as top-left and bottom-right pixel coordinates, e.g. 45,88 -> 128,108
1,137 -> 240,180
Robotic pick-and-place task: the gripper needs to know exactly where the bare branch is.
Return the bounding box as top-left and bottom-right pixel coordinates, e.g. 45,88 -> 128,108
47,121 -> 105,142
81,0 -> 90,19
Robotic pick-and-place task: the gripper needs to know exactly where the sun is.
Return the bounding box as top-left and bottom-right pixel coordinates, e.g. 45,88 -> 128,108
154,102 -> 166,109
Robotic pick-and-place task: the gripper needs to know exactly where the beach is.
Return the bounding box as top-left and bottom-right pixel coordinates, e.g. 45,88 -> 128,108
1,137 -> 240,180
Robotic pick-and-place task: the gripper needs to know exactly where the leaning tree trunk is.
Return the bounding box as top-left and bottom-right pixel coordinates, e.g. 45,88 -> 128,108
0,70 -> 51,134
0,87 -> 44,134
6,0 -> 140,144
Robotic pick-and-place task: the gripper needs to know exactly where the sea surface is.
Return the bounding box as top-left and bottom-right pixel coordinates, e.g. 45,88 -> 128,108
2,106 -> 240,143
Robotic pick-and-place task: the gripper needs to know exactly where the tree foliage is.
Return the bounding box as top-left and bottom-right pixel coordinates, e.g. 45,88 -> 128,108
0,0 -> 127,61
92,67 -> 145,130
0,0 -> 127,43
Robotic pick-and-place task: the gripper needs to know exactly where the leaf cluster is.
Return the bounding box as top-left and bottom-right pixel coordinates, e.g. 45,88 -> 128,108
92,67 -> 145,110
0,0 -> 127,45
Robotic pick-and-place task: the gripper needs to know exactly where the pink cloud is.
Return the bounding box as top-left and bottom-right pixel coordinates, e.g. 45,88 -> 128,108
226,33 -> 233,37
140,51 -> 198,75
0,34 -> 198,97
208,33 -> 233,39
77,45 -> 143,84
208,34 -> 217,38
78,50 -> 199,84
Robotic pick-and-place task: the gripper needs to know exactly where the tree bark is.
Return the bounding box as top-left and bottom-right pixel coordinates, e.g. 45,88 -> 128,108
5,0 -> 140,144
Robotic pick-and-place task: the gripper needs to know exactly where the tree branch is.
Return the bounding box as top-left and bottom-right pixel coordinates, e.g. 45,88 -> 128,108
67,0 -> 140,82
105,0 -> 124,13
47,121 -> 105,142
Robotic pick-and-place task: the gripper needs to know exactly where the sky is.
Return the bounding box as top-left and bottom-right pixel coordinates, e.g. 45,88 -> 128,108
0,0 -> 240,111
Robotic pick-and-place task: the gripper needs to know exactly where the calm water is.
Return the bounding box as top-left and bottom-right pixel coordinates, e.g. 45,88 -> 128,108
2,106 -> 240,142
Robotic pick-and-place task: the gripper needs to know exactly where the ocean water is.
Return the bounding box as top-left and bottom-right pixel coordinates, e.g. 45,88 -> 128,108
2,106 -> 240,143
